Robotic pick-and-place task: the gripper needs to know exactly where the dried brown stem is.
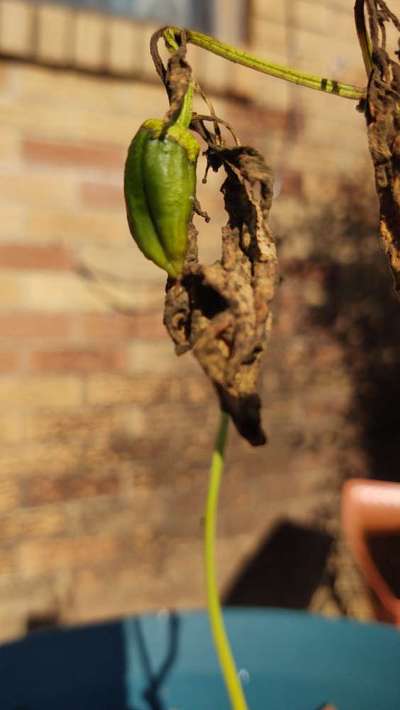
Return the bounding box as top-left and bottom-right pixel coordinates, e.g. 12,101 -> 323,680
363,1 -> 400,295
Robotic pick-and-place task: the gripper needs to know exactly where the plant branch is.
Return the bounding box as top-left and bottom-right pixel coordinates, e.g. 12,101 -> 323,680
355,0 -> 373,75
204,411 -> 249,710
162,26 -> 366,101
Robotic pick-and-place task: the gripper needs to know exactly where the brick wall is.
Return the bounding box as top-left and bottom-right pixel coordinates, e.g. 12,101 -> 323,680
0,0 -> 378,640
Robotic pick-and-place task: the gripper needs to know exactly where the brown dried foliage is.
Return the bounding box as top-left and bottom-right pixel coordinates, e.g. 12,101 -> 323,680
163,146 -> 277,446
152,30 -> 278,446
363,0 -> 400,294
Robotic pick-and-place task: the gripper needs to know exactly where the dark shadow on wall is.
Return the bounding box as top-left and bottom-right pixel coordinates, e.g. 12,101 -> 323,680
368,532 -> 400,599
225,177 -> 400,615
224,520 -> 333,608
300,179 -> 400,484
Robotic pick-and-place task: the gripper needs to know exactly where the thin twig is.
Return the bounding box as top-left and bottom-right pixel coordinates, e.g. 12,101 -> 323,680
161,26 -> 366,101
355,0 -> 373,75
205,411 -> 249,710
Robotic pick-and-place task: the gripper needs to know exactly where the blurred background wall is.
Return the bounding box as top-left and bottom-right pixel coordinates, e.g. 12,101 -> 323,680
0,0 -> 396,641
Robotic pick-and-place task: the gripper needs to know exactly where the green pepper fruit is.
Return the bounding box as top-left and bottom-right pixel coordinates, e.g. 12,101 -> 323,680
124,85 -> 199,278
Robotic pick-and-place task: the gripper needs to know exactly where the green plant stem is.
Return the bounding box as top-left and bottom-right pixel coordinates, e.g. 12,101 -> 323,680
354,0 -> 373,75
164,26 -> 366,101
205,411 -> 249,710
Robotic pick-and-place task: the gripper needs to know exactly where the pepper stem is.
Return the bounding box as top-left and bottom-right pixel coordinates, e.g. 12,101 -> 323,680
354,0 -> 373,76
205,411 -> 249,710
175,81 -> 194,129
163,26 -> 366,101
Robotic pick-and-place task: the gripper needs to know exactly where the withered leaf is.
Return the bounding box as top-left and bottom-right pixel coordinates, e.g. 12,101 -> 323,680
163,146 -> 278,446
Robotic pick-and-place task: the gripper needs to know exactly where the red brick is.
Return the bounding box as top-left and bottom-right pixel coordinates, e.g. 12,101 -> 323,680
0,508 -> 66,544
22,138 -> 125,170
25,408 -> 116,441
281,170 -> 304,197
0,548 -> 17,576
79,312 -> 166,340
24,473 -> 120,506
227,104 -> 304,139
0,352 -> 20,372
19,534 -> 123,576
28,348 -> 125,372
80,182 -> 123,209
122,312 -> 166,340
0,244 -> 74,270
0,478 -> 20,514
283,260 -> 329,279
0,313 -> 75,339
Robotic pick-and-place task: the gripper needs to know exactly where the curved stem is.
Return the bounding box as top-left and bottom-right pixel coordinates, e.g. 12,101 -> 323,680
164,26 -> 366,101
354,0 -> 373,75
205,411 -> 249,710
175,81 -> 194,129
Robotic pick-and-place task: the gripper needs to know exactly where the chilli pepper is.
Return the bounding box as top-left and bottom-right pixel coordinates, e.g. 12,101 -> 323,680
124,84 -> 199,278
